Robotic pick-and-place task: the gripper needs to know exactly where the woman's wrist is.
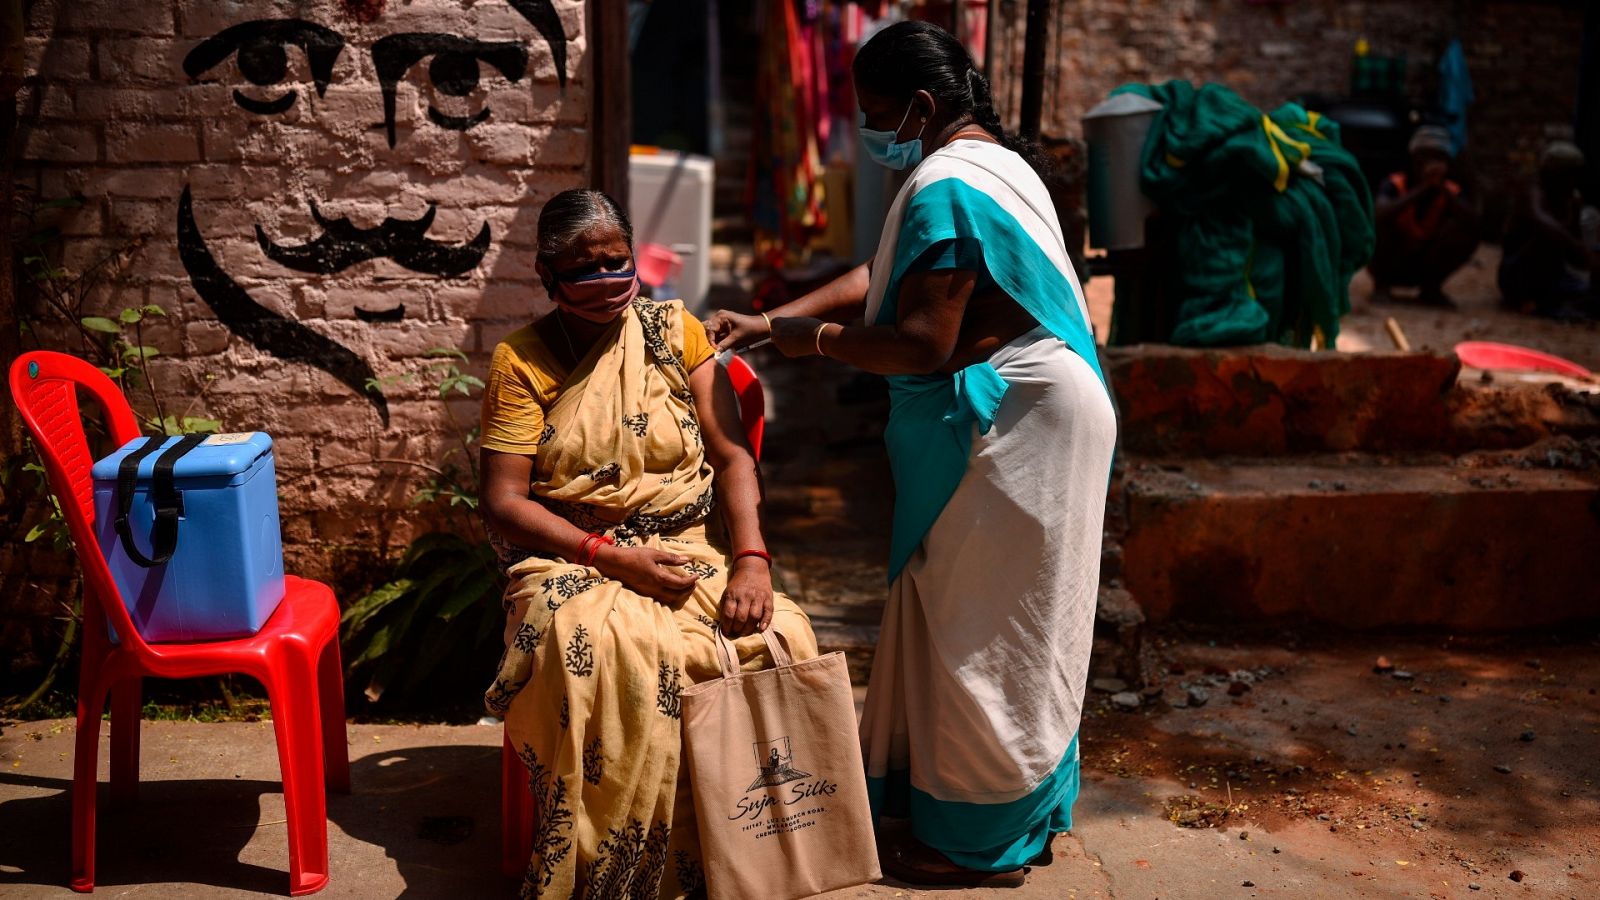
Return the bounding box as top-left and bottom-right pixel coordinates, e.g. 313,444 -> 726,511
732,549 -> 771,572
813,322 -> 839,357
590,541 -> 623,572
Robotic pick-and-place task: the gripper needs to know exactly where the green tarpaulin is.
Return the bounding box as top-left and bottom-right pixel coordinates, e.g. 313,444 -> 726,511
1112,81 -> 1374,348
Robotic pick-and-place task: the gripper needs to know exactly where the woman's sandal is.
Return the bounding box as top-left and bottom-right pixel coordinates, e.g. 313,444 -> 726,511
879,835 -> 1027,888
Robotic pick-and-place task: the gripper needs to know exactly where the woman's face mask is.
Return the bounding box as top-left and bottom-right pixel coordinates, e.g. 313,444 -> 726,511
859,98 -> 927,171
552,268 -> 639,323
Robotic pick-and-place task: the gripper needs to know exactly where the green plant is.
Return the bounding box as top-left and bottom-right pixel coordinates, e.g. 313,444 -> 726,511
76,303 -> 222,436
339,532 -> 505,705
340,347 -> 503,709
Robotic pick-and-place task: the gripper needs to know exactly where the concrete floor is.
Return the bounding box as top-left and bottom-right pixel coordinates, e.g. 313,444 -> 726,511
3,633 -> 1595,899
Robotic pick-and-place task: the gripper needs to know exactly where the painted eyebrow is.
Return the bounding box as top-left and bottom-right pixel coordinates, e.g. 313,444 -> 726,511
183,19 -> 346,96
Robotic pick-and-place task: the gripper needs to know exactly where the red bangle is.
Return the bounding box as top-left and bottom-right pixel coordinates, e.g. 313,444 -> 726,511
734,549 -> 772,566
577,533 -> 613,567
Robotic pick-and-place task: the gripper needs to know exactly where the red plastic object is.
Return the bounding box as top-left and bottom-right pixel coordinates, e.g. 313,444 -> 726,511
722,353 -> 766,460
499,354 -> 766,878
9,351 -> 349,896
636,243 -> 683,289
1454,341 -> 1593,380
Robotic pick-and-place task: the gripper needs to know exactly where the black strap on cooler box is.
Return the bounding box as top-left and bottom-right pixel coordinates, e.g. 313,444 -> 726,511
114,433 -> 208,568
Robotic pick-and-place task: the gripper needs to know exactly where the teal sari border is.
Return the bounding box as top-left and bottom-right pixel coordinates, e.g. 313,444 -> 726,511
866,734 -> 1080,872
876,176 -> 1108,582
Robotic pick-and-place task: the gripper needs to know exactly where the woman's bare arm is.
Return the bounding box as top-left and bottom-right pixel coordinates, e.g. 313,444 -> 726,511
480,450 -> 698,601
773,261 -> 873,321
706,262 -> 872,351
480,450 -> 594,557
769,269 -> 977,375
688,360 -> 773,636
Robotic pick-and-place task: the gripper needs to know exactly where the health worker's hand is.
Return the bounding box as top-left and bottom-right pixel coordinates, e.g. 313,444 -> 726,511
704,311 -> 771,352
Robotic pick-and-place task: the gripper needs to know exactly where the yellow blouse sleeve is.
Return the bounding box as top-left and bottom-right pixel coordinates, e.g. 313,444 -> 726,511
679,308 -> 715,371
479,340 -> 546,455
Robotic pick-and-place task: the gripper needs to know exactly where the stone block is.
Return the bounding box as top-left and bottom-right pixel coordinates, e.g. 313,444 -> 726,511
60,3 -> 175,35
28,37 -> 93,80
105,122 -> 201,163
107,198 -> 173,237
88,166 -> 185,199
1120,460 -> 1600,629
21,123 -> 99,163
95,38 -> 184,85
1105,345 -> 1462,457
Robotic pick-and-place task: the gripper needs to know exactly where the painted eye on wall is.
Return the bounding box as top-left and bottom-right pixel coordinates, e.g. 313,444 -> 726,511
371,34 -> 529,148
183,19 -> 346,115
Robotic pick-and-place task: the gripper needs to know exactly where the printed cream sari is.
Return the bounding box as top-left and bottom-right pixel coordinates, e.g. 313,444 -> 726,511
484,299 -> 817,900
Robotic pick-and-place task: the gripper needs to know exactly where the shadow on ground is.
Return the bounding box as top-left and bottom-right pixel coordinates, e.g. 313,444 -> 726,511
0,724 -> 515,898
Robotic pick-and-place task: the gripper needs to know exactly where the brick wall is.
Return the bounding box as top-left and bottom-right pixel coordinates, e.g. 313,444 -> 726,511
988,0 -> 1585,210
16,0 -> 590,592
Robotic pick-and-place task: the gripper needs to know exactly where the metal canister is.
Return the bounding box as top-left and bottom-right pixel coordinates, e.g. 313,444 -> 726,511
1083,92 -> 1163,250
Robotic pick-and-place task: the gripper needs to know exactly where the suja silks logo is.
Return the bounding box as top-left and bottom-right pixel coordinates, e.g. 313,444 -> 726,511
748,737 -> 811,790
730,736 -> 838,829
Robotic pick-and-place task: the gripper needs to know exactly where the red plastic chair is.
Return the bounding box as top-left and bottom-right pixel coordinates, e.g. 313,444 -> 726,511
8,351 -> 349,896
498,352 -> 766,877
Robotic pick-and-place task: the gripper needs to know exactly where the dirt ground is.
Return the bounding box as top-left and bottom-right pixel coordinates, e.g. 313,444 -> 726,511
1078,629 -> 1600,898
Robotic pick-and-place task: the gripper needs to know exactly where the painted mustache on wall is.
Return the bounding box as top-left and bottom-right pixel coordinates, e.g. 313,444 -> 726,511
257,200 -> 491,281
178,187 -> 395,424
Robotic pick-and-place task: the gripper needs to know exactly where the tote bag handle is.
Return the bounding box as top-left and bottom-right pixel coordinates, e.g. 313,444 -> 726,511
713,625 -> 794,678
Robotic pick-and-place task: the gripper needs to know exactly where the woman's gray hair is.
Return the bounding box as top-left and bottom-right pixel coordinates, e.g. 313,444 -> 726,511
535,189 -> 635,263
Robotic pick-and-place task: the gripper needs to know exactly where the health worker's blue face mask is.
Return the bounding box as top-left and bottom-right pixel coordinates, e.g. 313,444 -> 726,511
858,99 -> 927,170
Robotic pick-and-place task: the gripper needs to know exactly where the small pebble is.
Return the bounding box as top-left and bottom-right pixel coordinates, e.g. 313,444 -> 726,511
1241,880 -> 1254,887
1525,659 -> 1542,670
1392,670 -> 1415,681
1494,764 -> 1512,775
1438,695 -> 1451,703
1240,831 -> 1249,841
1519,730 -> 1535,742
1187,686 -> 1210,708
1508,870 -> 1525,882
1272,847 -> 1281,854
1111,691 -> 1141,711
1092,677 -> 1128,694
1469,884 -> 1481,891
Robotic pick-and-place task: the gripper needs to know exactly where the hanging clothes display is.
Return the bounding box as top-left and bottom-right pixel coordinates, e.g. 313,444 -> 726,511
751,0 -> 830,268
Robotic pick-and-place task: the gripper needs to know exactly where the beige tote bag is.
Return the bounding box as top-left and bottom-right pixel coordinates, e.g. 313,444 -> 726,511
681,627 -> 881,900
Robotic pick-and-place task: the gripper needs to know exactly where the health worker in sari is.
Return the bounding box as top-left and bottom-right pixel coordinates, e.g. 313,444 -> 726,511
708,22 -> 1116,889
480,189 -> 818,900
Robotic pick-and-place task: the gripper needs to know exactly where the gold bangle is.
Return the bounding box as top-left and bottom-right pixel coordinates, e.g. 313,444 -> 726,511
814,322 -> 829,356
760,312 -> 773,336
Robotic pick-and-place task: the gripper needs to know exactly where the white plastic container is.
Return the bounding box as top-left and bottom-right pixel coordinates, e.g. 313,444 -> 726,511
629,150 -> 715,315
1083,93 -> 1163,251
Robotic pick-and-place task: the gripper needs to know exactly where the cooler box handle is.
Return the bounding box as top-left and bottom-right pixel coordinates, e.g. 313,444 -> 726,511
114,433 -> 207,568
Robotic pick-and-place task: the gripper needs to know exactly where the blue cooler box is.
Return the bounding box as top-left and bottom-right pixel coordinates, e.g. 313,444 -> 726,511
91,432 -> 285,642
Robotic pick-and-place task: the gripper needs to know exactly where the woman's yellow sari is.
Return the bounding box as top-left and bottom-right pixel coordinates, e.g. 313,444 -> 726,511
484,299 -> 816,900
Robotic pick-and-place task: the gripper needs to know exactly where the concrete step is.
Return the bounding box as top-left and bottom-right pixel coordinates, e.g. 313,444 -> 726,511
1104,345 -> 1600,457
1117,457 -> 1600,629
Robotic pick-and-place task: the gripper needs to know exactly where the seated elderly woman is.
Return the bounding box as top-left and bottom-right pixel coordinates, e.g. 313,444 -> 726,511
480,188 -> 817,899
